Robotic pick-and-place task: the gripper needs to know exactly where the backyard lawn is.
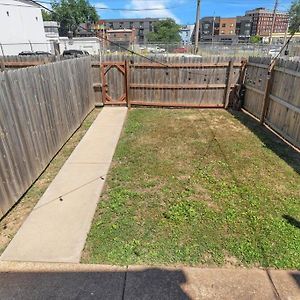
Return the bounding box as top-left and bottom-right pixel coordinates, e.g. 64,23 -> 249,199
82,108 -> 300,269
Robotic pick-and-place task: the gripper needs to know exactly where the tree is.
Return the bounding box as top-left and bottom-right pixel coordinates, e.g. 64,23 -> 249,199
289,0 -> 300,33
250,35 -> 261,44
42,10 -> 53,21
48,0 -> 99,36
147,19 -> 181,43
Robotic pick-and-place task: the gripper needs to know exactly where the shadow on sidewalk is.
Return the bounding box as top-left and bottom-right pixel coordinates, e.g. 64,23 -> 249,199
229,110 -> 300,175
0,268 -> 190,300
291,273 -> 300,288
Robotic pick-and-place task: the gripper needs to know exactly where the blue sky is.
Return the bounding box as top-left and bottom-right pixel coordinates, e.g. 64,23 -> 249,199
90,0 -> 293,24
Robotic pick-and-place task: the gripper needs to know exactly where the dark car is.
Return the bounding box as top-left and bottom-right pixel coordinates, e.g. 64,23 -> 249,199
18,51 -> 34,56
35,51 -> 52,56
62,50 -> 89,58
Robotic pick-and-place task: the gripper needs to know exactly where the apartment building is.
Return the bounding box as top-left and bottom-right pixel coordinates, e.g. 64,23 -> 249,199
245,7 -> 288,36
219,18 -> 236,36
100,18 -> 162,44
196,15 -> 252,43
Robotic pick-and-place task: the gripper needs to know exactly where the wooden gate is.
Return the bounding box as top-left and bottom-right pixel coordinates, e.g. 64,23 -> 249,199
101,61 -> 128,105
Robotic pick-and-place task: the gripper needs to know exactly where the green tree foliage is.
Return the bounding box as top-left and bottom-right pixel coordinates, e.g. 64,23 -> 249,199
45,0 -> 99,36
147,19 -> 181,43
289,0 -> 300,33
42,10 -> 53,21
249,35 -> 261,44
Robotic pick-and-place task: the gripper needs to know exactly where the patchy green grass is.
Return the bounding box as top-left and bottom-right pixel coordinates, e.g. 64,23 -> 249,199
0,109 -> 101,255
83,109 -> 300,269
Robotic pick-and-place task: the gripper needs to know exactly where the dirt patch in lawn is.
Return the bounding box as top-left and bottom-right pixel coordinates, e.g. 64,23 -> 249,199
83,108 -> 300,269
0,108 -> 101,255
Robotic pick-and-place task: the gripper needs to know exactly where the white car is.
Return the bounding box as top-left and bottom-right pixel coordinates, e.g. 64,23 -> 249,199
148,46 -> 166,53
268,49 -> 280,58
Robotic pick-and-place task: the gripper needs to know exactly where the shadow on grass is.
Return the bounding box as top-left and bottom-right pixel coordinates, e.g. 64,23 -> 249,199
0,268 -> 190,300
283,215 -> 300,230
229,110 -> 300,175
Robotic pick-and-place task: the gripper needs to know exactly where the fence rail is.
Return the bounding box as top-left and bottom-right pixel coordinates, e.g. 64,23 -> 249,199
0,57 -> 94,217
0,55 -> 57,70
243,57 -> 300,148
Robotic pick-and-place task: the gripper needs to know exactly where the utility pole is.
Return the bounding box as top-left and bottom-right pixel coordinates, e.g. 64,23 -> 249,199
212,12 -> 215,45
269,0 -> 278,45
194,0 -> 201,53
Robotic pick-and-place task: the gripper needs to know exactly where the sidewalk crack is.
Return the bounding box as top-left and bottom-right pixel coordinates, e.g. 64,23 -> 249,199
265,269 -> 281,299
121,265 -> 128,300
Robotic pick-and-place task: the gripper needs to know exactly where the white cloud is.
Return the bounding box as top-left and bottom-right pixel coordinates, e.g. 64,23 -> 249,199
93,2 -> 109,9
121,0 -> 182,24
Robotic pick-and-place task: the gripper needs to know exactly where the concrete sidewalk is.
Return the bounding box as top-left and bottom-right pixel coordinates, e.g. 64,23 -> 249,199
0,262 -> 299,299
1,107 -> 127,263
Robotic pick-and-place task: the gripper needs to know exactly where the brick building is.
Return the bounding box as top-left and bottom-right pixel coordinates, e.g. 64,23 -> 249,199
194,15 -> 252,43
245,7 -> 288,36
219,18 -> 236,36
100,18 -> 162,44
105,29 -> 136,50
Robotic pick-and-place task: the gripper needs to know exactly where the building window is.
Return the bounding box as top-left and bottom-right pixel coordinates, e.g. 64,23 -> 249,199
222,24 -> 226,27
204,24 -> 209,29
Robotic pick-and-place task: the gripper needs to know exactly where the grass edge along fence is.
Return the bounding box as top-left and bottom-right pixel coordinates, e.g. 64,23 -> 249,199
0,57 -> 94,218
243,56 -> 300,149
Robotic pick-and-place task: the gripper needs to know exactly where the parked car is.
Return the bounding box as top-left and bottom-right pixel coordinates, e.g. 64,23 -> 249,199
62,49 -> 89,58
173,47 -> 188,53
147,46 -> 166,53
35,51 -> 52,56
18,51 -> 52,56
268,48 -> 280,58
18,51 -> 34,56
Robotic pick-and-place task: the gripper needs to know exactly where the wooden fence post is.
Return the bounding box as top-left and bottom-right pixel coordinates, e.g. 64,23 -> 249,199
125,60 -> 131,109
0,60 -> 5,72
224,60 -> 234,109
101,63 -> 107,105
260,63 -> 275,124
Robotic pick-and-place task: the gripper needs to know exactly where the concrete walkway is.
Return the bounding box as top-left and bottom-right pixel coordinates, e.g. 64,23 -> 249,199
0,262 -> 299,299
1,107 -> 127,263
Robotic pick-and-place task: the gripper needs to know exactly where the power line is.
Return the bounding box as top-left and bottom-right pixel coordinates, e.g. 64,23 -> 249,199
94,6 -> 182,11
35,0 -> 183,11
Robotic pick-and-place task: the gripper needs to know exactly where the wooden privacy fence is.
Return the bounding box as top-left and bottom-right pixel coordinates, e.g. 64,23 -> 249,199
0,57 -> 94,217
0,55 -> 57,71
91,55 -> 245,108
244,57 -> 300,148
